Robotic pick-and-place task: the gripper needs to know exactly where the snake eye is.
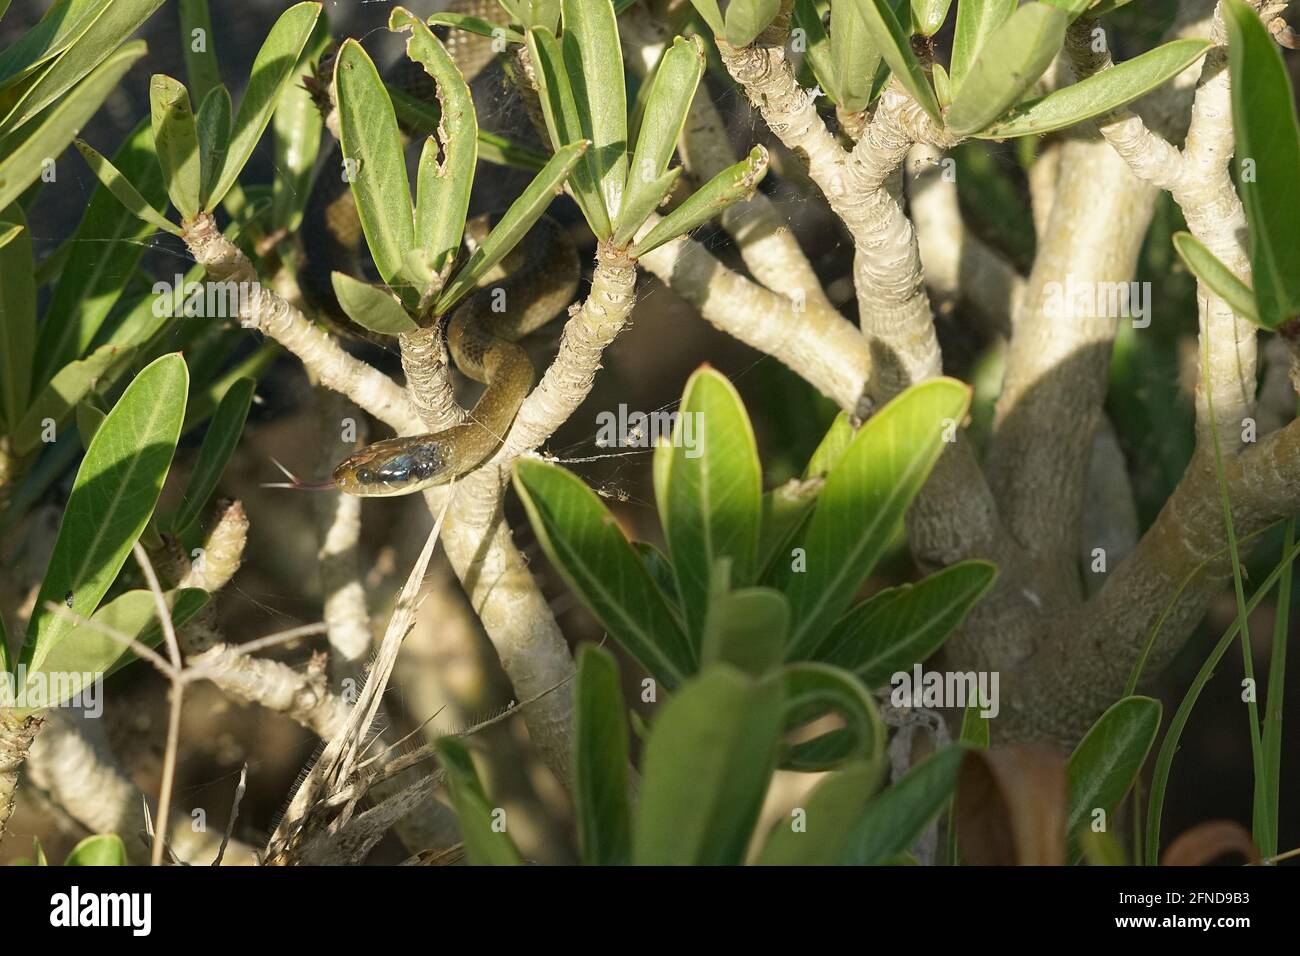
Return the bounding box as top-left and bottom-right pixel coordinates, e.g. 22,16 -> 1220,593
412,461 -> 433,480
356,468 -> 376,484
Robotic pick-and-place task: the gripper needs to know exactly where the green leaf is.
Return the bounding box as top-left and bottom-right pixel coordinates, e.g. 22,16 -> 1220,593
686,1 -> 726,36
844,0 -> 941,121
269,14 -> 327,232
1041,0 -> 1093,16
75,400 -> 105,450
829,0 -> 886,114
781,663 -> 887,772
207,1 -> 321,211
945,2 -> 1067,136
804,411 -> 854,477
632,541 -> 680,610
755,761 -> 882,865
979,39 -> 1212,139
1067,696 -> 1160,860
392,7 -> 479,277
792,0 -> 840,104
166,378 -> 253,536
631,145 -> 769,256
64,834 -> 127,866
196,84 -> 232,211
573,645 -> 632,865
757,477 -> 822,579
513,458 -> 694,687
73,137 -> 181,237
427,11 -> 524,44
12,344 -> 124,456
775,377 -> 972,659
702,587 -> 787,676
150,74 -> 201,222
1224,0 -> 1300,328
0,0 -> 165,133
436,140 -> 587,313
562,0 -> 628,226
616,35 -> 704,243
330,272 -> 418,336
332,36 -> 413,290
950,0 -> 1017,92
19,354 -> 188,674
0,0 -> 108,92
840,744 -> 969,864
433,738 -> 523,865
944,701 -> 991,863
656,367 -> 762,645
634,665 -> 784,864
0,204 -> 34,431
0,40 -> 146,211
911,0 -> 954,36
1172,231 -> 1259,325
816,560 -> 998,686
178,0 -> 222,103
12,588 -> 208,714
725,0 -> 782,47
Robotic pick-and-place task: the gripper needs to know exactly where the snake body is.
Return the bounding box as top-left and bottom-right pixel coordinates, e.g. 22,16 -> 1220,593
300,1 -> 579,497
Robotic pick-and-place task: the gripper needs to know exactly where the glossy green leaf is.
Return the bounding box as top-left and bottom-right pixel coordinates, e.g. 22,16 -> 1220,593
617,36 -> 704,243
840,744 -> 969,864
632,541 -> 680,610
944,701 -> 991,864
756,761 -> 882,865
804,411 -> 853,478
433,738 -> 523,865
12,344 -> 124,456
73,137 -> 180,237
196,85 -> 232,211
1172,231 -> 1259,324
725,0 -> 782,47
0,0 -> 108,92
831,0 -> 883,112
1,0 -> 165,133
792,0 -> 839,104
631,145 -> 769,256
150,74 -> 201,221
207,1 -> 321,210
775,377 -> 972,659
1224,0 -> 1300,328
655,367 -> 762,645
950,0 -> 1017,92
64,834 -> 127,866
527,26 -> 610,235
844,0 -> 941,121
333,36 -> 413,289
330,272 -> 418,336
980,39 -> 1212,139
436,140 -> 587,312
1042,0 -> 1093,16
13,588 -> 208,714
702,587 -> 787,676
911,0 -> 954,36
167,378 -> 254,536
75,400 -> 105,451
178,0 -> 221,103
392,7 -> 479,277
757,477 -> 822,580
945,2 -> 1067,136
427,11 -> 524,44
634,665 -> 784,864
562,0 -> 627,225
0,203 -> 34,431
1067,696 -> 1160,859
781,663 -> 887,772
0,41 -> 146,211
513,457 -> 694,686
574,645 -> 632,865
816,560 -> 998,686
20,354 -> 187,675
269,14 -> 327,232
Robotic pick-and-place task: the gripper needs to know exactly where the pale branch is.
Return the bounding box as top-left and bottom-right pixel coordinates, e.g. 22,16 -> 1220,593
400,325 -> 467,431
1078,416 -> 1140,598
313,391 -> 373,682
0,711 -> 42,844
907,144 -> 1025,337
620,5 -> 833,313
1007,412 -> 1300,742
182,214 -> 423,437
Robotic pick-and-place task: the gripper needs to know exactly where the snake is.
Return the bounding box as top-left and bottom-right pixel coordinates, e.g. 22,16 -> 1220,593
299,0 -> 580,497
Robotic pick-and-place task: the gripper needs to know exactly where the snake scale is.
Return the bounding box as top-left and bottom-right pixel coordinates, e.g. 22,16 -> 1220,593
300,0 -> 580,496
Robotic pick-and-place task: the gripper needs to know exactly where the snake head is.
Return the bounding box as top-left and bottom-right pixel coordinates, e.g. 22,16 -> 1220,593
332,436 -> 449,497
